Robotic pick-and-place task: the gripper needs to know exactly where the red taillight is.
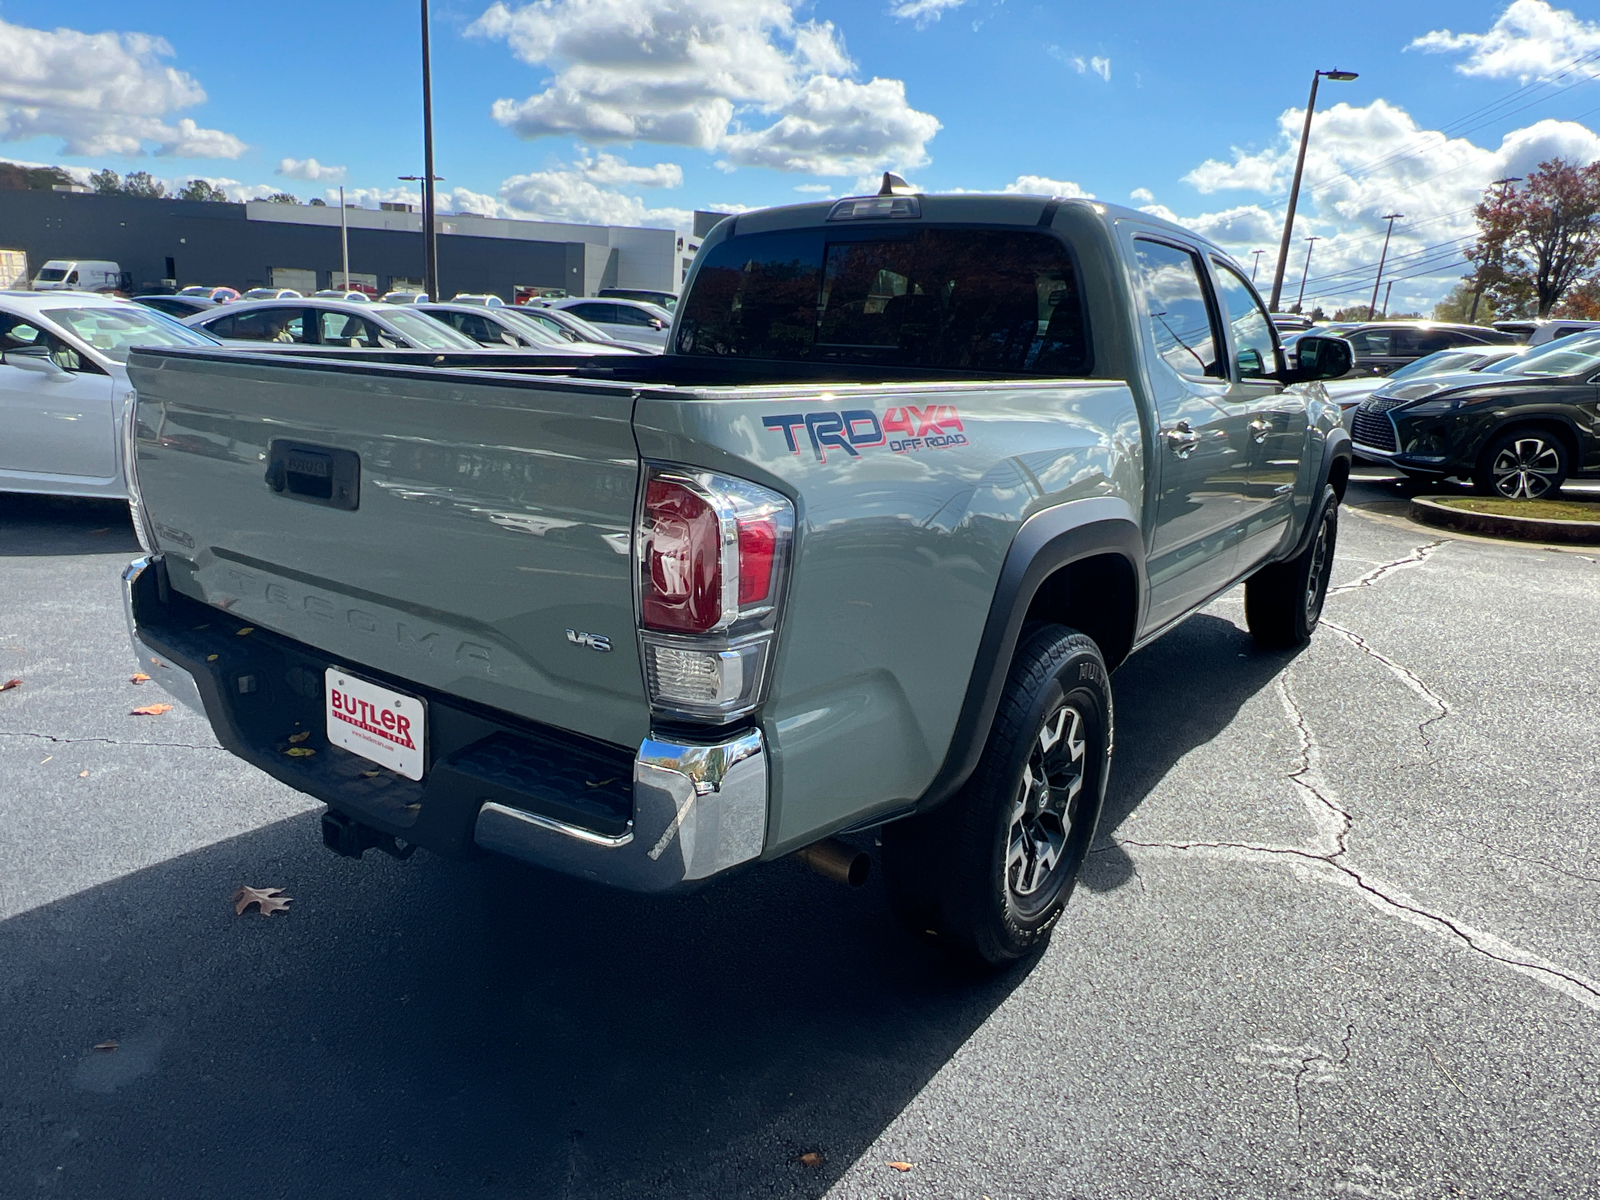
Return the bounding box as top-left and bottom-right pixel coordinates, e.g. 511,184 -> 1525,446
642,477 -> 723,632
736,517 -> 776,606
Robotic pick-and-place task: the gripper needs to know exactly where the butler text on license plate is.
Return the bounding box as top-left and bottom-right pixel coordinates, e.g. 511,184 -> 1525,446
325,669 -> 426,779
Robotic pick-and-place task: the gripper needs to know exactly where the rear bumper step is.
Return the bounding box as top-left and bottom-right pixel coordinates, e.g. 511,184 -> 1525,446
122,556 -> 767,891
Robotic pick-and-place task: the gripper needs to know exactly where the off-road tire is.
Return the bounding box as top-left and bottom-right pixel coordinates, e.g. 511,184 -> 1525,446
882,625 -> 1112,969
1245,483 -> 1338,649
1473,427 -> 1569,500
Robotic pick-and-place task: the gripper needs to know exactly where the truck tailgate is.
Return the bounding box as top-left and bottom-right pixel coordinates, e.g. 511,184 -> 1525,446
127,349 -> 648,749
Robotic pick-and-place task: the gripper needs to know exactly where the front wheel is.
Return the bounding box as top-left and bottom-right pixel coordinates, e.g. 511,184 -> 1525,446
1473,428 -> 1569,499
1245,483 -> 1339,649
882,625 -> 1112,969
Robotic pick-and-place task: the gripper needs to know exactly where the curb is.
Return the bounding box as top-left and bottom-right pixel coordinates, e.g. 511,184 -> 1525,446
1409,496 -> 1600,544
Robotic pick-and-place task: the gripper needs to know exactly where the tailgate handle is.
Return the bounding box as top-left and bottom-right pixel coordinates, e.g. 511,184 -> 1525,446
265,440 -> 360,511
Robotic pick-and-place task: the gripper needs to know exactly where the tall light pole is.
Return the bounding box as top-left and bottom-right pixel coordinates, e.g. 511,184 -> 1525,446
419,0 -> 439,301
1468,175 -> 1522,323
1251,249 -> 1266,283
1367,212 -> 1403,319
1269,68 -> 1359,313
1295,235 -> 1322,312
339,184 -> 350,290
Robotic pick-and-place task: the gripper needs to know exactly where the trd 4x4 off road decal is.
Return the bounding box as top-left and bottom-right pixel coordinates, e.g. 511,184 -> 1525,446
763,405 -> 967,463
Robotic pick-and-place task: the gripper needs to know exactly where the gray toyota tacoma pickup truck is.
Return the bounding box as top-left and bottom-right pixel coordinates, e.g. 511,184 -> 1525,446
121,186 -> 1353,966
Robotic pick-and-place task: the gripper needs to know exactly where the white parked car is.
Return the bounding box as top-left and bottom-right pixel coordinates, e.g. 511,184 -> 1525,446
414,302 -> 642,355
381,290 -> 429,305
311,289 -> 373,303
240,287 -> 303,301
0,291 -> 219,498
183,298 -> 481,351
509,303 -> 653,353
544,297 -> 672,348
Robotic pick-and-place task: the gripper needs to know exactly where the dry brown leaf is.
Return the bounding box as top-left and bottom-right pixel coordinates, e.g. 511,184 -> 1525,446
797,1152 -> 825,1168
287,730 -> 311,744
130,703 -> 173,716
0,678 -> 21,692
92,1040 -> 118,1053
284,746 -> 315,758
887,1162 -> 913,1173
79,770 -> 89,778
206,654 -> 219,662
236,626 -> 254,636
130,673 -> 151,684
361,770 -> 382,778
233,886 -> 292,916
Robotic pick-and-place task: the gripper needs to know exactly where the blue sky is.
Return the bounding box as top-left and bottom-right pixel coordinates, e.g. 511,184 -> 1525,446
6,1 -> 1600,311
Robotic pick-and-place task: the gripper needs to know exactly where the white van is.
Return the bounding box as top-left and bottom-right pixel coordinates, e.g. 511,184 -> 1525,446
31,259 -> 122,292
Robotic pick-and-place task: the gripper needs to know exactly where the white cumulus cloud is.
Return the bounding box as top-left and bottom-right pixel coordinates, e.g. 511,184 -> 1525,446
888,0 -> 967,26
1129,187 -> 1155,203
0,17 -> 244,158
498,168 -> 691,229
1002,174 -> 1094,198
277,157 -> 347,182
577,150 -> 683,188
1411,0 -> 1600,81
469,0 -> 939,177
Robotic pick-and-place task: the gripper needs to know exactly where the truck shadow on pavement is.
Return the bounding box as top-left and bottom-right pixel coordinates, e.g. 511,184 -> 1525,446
0,811 -> 1027,1199
1082,612 -> 1304,893
0,494 -> 139,556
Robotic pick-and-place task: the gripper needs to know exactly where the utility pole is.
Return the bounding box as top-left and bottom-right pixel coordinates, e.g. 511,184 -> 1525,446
339,184 -> 350,291
1251,249 -> 1266,283
1269,68 -> 1360,312
1381,279 -> 1394,319
1295,236 -> 1322,312
1367,212 -> 1403,319
420,0 -> 439,301
1468,176 -> 1522,324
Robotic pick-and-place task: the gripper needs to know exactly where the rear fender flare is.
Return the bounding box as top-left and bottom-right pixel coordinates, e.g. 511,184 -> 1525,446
911,496 -> 1145,815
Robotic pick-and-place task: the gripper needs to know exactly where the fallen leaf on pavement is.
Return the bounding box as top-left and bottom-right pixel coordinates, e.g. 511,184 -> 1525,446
361,770 -> 382,778
284,746 -> 316,758
233,886 -> 292,916
887,1162 -> 913,1172
79,770 -> 89,778
0,678 -> 20,691
130,703 -> 173,716
236,627 -> 254,636
206,654 -> 219,662
288,730 -> 311,744
797,1152 -> 825,1168
92,1041 -> 118,1053
130,673 -> 151,684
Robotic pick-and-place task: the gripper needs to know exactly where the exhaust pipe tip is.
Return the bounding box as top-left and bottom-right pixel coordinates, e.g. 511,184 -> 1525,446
793,838 -> 871,887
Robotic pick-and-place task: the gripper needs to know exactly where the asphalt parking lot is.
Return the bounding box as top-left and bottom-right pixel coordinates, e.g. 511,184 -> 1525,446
2,472 -> 1597,1200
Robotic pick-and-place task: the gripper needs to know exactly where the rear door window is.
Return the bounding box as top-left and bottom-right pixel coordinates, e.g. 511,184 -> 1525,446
568,303 -> 618,323
675,226 -> 1089,374
609,306 -> 658,327
1129,238 -> 1222,380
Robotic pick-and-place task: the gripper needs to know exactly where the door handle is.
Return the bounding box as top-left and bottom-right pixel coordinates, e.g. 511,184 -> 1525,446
1163,422 -> 1203,458
1248,417 -> 1271,444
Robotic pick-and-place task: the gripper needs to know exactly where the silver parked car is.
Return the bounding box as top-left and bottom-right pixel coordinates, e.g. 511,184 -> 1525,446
510,303 -> 654,353
415,303 -> 642,355
0,292 -> 220,498
545,297 -> 672,348
183,298 -> 480,351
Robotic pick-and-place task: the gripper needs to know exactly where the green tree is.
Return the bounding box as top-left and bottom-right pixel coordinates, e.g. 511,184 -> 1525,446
1468,158 -> 1600,318
1433,281 -> 1498,325
176,178 -> 229,202
308,197 -> 327,206
263,191 -> 301,204
89,168 -> 121,194
1331,305 -> 1369,321
0,163 -> 75,191
120,170 -> 166,199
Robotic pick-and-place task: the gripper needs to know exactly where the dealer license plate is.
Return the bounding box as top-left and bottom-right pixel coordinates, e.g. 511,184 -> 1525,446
325,668 -> 426,780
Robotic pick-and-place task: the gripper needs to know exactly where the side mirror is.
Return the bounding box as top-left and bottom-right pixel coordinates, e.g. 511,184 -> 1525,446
1282,334 -> 1353,383
649,318 -> 664,330
3,344 -> 67,375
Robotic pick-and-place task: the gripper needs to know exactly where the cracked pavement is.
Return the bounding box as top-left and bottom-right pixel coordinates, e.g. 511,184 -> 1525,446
2,476 -> 1599,1200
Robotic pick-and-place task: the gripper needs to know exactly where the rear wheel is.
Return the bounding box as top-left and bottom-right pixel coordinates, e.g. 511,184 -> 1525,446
1245,483 -> 1338,649
882,625 -> 1111,969
1474,428 -> 1569,499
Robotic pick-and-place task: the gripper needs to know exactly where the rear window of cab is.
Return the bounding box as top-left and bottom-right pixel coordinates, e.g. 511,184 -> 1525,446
675,226 -> 1091,375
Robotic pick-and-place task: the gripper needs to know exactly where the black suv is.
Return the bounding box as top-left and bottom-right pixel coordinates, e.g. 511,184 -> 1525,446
1339,321 -> 1517,377
1351,335 -> 1600,498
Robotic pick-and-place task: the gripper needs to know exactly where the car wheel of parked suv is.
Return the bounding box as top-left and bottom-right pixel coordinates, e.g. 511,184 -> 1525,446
1474,428 -> 1569,500
1245,483 -> 1338,649
882,624 -> 1111,969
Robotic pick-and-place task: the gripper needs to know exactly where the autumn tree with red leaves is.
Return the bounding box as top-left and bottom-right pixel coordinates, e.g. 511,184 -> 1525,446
1466,158 -> 1600,319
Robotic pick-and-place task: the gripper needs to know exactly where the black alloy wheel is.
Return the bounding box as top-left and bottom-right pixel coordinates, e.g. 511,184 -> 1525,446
1476,429 -> 1569,500
882,624 -> 1111,968
1245,483 -> 1339,649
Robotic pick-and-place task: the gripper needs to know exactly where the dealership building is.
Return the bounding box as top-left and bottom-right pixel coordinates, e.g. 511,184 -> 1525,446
0,188 -> 677,299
